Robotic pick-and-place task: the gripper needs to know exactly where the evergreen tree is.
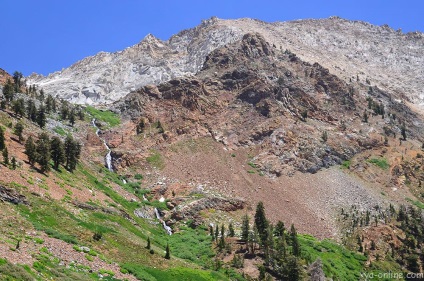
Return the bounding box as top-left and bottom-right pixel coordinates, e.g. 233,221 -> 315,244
38,89 -> 45,102
219,224 -> 226,249
50,136 -> 65,170
215,225 -> 219,243
69,108 -> 76,126
25,136 -> 37,165
401,122 -> 407,141
228,222 -> 235,237
12,71 -> 23,91
274,221 -> 285,237
45,95 -> 54,113
254,201 -> 269,247
290,224 -> 300,257
14,122 -> 24,143
0,126 -> 5,150
209,225 -> 215,241
36,105 -> 47,128
26,100 -> 37,122
12,98 -> 25,117
60,102 -> 69,120
146,237 -> 151,250
3,79 -> 14,102
0,100 -> 6,110
11,156 -> 17,169
36,132 -> 51,172
164,243 -> 170,259
2,146 -> 9,165
241,214 -> 250,242
64,134 -> 81,172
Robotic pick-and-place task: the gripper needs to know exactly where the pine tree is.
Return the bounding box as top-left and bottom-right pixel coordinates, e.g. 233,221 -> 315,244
401,122 -> 407,141
45,95 -> 54,113
164,243 -> 170,259
241,214 -> 250,242
25,136 -> 37,165
36,105 -> 47,128
146,237 -> 151,249
274,221 -> 285,237
2,146 -> 9,165
0,126 -> 5,150
228,222 -> 235,237
215,225 -> 219,243
290,224 -> 300,257
14,122 -> 24,143
13,71 -> 23,91
69,108 -> 76,126
36,132 -> 51,172
209,225 -> 215,241
78,108 -> 84,120
255,201 -> 269,247
26,100 -> 37,122
0,100 -> 6,110
64,134 -> 81,172
11,156 -> 17,170
60,102 -> 69,120
12,98 -> 25,117
50,136 -> 65,170
38,89 -> 45,102
219,224 -> 226,249
3,79 -> 14,102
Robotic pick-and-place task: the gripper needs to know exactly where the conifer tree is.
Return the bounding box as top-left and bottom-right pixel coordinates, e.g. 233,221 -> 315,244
11,156 -> 17,170
241,214 -> 250,242
69,108 -> 76,126
14,122 -> 24,143
219,224 -> 226,249
228,222 -> 235,237
25,136 -> 37,165
12,98 -> 25,117
146,237 -> 151,249
164,243 -> 170,259
274,221 -> 285,237
3,79 -> 14,102
0,126 -> 5,150
46,95 -> 54,113
50,136 -> 65,170
290,224 -> 300,257
36,105 -> 47,128
26,100 -> 37,122
2,146 -> 9,165
255,201 -> 269,247
36,132 -> 51,172
401,122 -> 407,141
64,134 -> 81,172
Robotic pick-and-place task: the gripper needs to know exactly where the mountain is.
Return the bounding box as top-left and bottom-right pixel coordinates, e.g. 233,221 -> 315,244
2,17 -> 424,280
27,17 -> 424,107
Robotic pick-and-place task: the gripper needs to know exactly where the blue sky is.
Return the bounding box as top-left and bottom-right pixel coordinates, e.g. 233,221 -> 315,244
1,0 -> 423,76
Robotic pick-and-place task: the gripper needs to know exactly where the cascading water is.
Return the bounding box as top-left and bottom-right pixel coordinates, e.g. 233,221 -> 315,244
154,208 -> 172,235
92,118 -> 113,172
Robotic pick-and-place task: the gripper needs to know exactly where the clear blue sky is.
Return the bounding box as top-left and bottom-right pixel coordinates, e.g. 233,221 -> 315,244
1,0 -> 423,76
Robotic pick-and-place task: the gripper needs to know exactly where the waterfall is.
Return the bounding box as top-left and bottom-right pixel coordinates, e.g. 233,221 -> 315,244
92,118 -> 113,172
154,208 -> 172,235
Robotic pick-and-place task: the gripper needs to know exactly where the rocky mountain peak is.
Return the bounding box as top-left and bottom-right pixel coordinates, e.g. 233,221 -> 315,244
26,17 -> 424,108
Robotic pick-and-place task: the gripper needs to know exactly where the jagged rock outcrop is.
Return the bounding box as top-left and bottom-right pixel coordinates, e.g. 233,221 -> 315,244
0,185 -> 28,205
27,17 -> 424,107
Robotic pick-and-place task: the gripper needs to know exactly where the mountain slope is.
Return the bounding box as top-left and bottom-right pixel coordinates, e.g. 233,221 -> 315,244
27,17 -> 424,107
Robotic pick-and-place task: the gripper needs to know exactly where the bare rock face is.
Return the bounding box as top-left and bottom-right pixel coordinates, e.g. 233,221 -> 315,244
27,17 -> 424,108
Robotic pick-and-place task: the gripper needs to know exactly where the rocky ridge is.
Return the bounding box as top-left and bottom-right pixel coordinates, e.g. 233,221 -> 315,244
27,17 -> 424,107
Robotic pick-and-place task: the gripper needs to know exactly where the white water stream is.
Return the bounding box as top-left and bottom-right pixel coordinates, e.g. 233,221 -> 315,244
92,119 -> 113,172
154,208 -> 173,235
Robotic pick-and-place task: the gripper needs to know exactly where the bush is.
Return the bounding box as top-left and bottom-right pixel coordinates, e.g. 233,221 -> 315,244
134,174 -> 143,180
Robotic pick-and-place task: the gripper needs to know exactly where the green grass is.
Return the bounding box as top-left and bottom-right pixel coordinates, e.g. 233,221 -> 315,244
53,126 -> 67,136
299,235 -> 367,280
406,198 -> 424,209
146,151 -> 164,169
341,160 -> 351,169
122,264 -> 229,281
86,106 -> 120,127
367,157 -> 389,169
